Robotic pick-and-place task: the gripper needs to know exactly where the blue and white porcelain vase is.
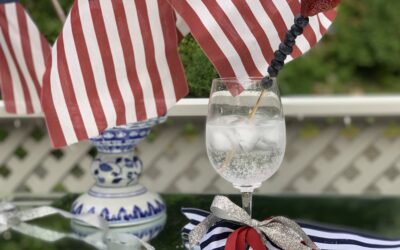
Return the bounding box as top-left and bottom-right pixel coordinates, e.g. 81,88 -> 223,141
71,117 -> 167,233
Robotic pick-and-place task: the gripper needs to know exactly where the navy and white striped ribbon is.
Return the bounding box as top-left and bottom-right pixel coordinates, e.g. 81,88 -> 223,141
182,208 -> 400,250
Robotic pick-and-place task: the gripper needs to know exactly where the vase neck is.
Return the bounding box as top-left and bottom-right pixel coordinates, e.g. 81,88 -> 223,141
91,150 -> 143,188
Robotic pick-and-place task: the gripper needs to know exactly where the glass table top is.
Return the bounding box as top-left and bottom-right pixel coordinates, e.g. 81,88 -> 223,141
1,194 -> 400,250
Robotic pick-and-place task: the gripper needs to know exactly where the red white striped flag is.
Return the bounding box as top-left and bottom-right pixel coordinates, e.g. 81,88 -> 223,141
167,0 -> 336,78
42,0 -> 188,148
176,12 -> 190,40
0,1 -> 50,114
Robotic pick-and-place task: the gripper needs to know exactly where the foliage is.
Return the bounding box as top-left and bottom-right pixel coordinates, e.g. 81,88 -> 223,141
182,122 -> 199,138
180,0 -> 400,95
179,36 -> 219,97
341,124 -> 360,138
384,122 -> 400,138
20,0 -> 73,43
300,123 -> 320,139
20,0 -> 400,97
279,0 -> 400,95
0,128 -> 8,142
180,0 -> 400,96
0,164 -> 10,177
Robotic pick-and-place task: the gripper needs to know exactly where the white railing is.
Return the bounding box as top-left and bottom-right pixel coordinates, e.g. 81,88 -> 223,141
3,95 -> 400,119
169,96 -> 400,117
2,95 -> 400,196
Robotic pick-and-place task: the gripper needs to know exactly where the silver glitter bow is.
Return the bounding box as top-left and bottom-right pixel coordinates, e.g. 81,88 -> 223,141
189,196 -> 319,250
0,201 -> 154,250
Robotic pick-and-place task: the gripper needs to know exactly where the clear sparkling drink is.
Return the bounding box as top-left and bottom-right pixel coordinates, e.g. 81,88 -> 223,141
206,114 -> 286,190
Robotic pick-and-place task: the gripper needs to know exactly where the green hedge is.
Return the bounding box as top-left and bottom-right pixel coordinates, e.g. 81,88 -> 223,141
21,0 -> 400,97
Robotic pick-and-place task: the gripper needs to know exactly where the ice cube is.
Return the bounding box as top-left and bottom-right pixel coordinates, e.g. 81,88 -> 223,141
262,127 -> 279,143
255,120 -> 283,150
234,123 -> 259,152
218,115 -> 242,125
255,138 -> 274,150
210,130 -> 234,151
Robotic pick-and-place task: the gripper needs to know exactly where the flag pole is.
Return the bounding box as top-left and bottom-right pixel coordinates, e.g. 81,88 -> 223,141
50,0 -> 66,23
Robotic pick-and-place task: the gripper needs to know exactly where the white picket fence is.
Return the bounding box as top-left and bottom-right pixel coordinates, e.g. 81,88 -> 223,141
1,96 -> 400,196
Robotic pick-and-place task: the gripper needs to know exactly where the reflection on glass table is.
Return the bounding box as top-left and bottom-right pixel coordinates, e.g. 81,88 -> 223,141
2,194 -> 400,250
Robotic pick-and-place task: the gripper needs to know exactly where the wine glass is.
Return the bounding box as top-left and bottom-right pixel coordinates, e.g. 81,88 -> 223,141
206,77 -> 286,216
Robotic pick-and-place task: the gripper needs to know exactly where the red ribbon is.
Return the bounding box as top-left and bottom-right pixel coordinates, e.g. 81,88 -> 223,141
225,226 -> 267,250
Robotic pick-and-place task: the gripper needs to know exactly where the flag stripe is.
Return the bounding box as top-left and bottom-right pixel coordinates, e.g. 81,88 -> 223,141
100,0 -> 137,123
42,56 -> 67,147
122,0 -> 158,119
56,33 -> 88,141
147,0 -> 177,109
0,29 -> 25,113
26,6 -> 49,88
175,12 -> 190,37
171,1 -> 236,77
216,0 -> 269,75
16,5 -> 41,98
112,0 -> 147,121
324,9 -> 337,22
50,42 -> 78,145
42,0 -> 188,147
90,1 -> 126,126
40,36 -> 50,64
169,0 -> 336,78
0,4 -> 33,113
317,13 -> 328,34
77,0 -> 116,132
258,0 -> 303,58
136,0 -> 167,117
309,12 -> 323,41
204,0 -> 260,76
0,2 -> 49,114
232,0 -> 275,64
0,13 -> 25,114
157,0 -> 188,102
317,10 -> 337,35
71,2 -> 108,134
319,11 -> 335,30
273,0 -> 310,55
62,14 -> 98,139
244,0 -> 294,63
6,4 -> 40,112
186,0 -> 247,77
0,46 -> 16,113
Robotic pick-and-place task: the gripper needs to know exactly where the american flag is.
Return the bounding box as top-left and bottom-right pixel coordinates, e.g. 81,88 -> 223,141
167,0 -> 336,78
0,0 -> 50,114
41,0 -> 188,148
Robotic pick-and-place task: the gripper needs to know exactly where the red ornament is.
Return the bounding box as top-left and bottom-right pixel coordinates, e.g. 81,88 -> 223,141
225,226 -> 266,250
301,0 -> 341,16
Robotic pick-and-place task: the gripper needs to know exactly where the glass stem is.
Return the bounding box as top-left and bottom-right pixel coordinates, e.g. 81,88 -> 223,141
241,192 -> 253,216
